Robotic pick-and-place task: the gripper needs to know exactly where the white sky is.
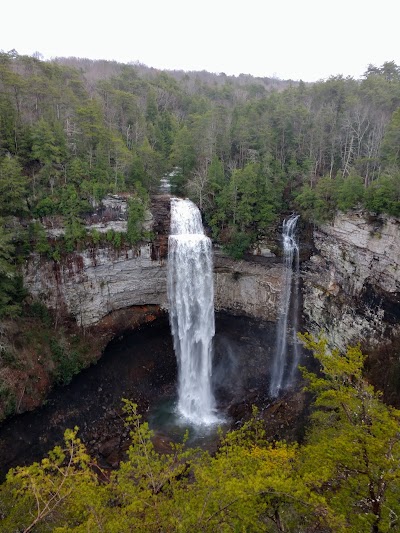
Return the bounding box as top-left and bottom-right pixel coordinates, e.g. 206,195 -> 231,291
3,0 -> 399,82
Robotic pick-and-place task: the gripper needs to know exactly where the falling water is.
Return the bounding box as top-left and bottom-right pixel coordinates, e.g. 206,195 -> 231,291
269,214 -> 301,397
167,198 -> 217,425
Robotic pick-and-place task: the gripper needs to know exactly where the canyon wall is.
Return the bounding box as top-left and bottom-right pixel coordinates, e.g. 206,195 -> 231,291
24,245 -> 168,327
24,248 -> 283,327
23,200 -> 400,349
23,193 -> 284,326
214,253 -> 282,322
302,211 -> 400,350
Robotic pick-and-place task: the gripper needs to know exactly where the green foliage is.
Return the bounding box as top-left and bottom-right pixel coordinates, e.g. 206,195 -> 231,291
365,172 -> 400,216
34,196 -> 58,217
90,228 -> 101,245
0,382 -> 16,418
207,161 -> 281,248
299,333 -> 400,532
126,182 -> 149,245
64,216 -> 86,252
30,221 -> 51,254
336,174 -> 365,211
0,155 -> 28,216
50,338 -> 85,385
0,222 -> 22,317
26,300 -> 52,327
223,230 -> 253,259
382,108 -> 400,166
0,427 -> 99,533
296,174 -> 366,222
0,53 -> 399,249
2,343 -> 400,533
31,118 -> 62,166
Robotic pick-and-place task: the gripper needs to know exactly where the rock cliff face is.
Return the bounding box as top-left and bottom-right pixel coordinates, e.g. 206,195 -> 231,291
24,199 -> 399,351
24,245 -> 168,327
302,211 -> 400,350
214,253 -> 282,322
24,248 -> 284,327
24,193 -> 284,328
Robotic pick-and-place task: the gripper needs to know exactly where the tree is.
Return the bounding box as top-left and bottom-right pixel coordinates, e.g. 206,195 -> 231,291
382,108 -> 400,167
364,172 -> 400,216
0,222 -> 20,317
169,125 -> 196,177
336,173 -> 364,211
0,154 -> 28,216
31,118 -> 62,166
299,333 -> 400,533
125,181 -> 149,245
0,428 -> 101,533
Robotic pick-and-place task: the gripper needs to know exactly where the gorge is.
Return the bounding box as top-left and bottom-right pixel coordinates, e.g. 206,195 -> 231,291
21,197 -> 400,362
0,196 -> 399,480
1,53 -> 400,530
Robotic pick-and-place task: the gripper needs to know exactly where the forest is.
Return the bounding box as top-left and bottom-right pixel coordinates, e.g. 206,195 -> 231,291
1,51 -> 400,532
1,51 -> 400,316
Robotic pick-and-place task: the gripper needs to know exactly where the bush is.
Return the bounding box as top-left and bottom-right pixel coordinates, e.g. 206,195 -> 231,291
50,339 -> 84,385
26,301 -> 52,327
365,173 -> 400,216
223,231 -> 253,259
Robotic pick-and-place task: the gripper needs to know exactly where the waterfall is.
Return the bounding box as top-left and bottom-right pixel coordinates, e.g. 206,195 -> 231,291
270,214 -> 301,397
167,198 -> 217,425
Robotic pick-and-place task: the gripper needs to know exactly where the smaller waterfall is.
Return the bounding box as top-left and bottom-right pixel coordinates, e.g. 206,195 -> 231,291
168,198 -> 217,425
270,214 -> 301,397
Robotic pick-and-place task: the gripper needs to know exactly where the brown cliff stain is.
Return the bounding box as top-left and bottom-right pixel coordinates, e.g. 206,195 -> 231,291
94,305 -> 165,337
150,195 -> 171,261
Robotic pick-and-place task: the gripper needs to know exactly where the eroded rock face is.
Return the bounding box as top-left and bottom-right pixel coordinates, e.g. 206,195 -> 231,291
24,194 -> 287,326
214,253 -> 282,322
24,247 -> 284,327
302,211 -> 400,350
24,195 -> 173,327
24,245 -> 168,326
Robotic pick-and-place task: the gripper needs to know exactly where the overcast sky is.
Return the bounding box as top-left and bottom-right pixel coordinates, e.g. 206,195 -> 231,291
3,0 -> 399,82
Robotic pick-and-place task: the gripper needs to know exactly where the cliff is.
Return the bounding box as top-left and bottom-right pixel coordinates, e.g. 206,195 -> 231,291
24,205 -> 400,350
24,247 -> 283,327
24,245 -> 168,327
7,203 -> 400,421
24,193 -> 284,327
302,211 -> 400,350
214,253 -> 282,321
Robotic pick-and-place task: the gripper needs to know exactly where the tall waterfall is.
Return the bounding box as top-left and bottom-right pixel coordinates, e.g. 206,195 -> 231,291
270,214 -> 301,397
167,198 -> 217,425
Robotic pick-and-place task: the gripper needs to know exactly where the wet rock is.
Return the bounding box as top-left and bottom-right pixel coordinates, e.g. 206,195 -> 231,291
99,436 -> 121,459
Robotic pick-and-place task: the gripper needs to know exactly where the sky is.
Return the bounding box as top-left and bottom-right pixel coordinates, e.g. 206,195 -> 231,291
3,0 -> 399,82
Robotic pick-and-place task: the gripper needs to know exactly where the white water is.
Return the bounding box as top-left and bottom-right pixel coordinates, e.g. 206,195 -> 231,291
270,214 -> 301,397
167,198 -> 217,425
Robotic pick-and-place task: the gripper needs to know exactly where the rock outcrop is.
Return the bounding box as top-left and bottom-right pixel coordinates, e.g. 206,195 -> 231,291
24,245 -> 168,327
24,190 -> 284,327
26,195 -> 400,353
24,247 -> 284,327
302,211 -> 400,350
214,253 -> 282,322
